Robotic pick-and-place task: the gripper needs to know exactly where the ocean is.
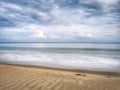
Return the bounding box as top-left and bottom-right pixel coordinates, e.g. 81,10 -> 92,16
0,43 -> 120,72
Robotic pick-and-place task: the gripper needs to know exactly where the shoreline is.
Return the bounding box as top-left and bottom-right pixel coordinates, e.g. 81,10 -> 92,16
1,63 -> 120,76
0,63 -> 120,76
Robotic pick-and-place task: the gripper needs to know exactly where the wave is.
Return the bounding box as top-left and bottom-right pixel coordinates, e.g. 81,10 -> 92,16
0,49 -> 120,72
0,47 -> 120,52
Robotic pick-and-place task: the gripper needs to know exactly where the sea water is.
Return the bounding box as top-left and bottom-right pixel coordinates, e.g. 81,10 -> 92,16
0,43 -> 120,72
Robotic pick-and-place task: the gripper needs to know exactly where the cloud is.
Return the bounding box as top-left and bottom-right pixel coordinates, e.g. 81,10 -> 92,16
0,2 -> 22,10
1,23 -> 119,42
32,31 -> 47,38
97,0 -> 119,6
0,0 -> 120,42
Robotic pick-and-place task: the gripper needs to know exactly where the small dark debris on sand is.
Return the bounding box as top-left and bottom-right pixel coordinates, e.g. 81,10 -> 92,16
75,73 -> 86,76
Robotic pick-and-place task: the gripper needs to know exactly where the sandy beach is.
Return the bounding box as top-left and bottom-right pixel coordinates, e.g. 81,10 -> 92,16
0,64 -> 120,90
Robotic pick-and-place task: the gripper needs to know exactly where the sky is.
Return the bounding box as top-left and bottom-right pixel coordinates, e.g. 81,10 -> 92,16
0,0 -> 120,42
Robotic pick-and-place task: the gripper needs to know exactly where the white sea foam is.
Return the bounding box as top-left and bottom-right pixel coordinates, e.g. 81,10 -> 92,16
0,50 -> 120,72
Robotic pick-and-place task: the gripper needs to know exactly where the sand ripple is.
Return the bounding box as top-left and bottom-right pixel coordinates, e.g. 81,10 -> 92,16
0,64 -> 120,90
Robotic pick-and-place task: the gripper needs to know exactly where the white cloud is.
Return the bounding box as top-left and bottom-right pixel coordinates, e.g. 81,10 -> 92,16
0,2 -> 22,10
0,0 -> 119,42
97,0 -> 119,12
38,12 -> 50,20
16,24 -> 119,41
32,31 -> 47,38
97,0 -> 118,5
0,7 -> 6,13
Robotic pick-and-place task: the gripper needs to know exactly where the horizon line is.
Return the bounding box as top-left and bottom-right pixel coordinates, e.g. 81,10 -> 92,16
0,42 -> 120,44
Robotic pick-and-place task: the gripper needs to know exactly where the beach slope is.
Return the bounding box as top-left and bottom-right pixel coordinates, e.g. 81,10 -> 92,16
0,64 -> 120,90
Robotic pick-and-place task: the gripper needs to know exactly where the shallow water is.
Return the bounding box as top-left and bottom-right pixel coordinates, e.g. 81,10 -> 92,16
0,43 -> 120,72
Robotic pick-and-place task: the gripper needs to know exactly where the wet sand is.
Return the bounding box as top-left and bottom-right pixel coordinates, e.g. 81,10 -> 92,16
0,63 -> 120,90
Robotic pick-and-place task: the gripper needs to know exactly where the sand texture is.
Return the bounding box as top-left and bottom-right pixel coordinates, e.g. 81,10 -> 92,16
0,64 -> 120,90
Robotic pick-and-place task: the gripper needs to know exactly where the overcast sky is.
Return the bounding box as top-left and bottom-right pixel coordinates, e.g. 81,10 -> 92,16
0,0 -> 120,42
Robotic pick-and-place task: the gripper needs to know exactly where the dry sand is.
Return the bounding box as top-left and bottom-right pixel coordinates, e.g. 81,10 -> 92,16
0,64 -> 120,90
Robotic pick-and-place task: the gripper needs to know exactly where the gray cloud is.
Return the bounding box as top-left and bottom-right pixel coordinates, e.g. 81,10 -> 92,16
0,0 -> 120,42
